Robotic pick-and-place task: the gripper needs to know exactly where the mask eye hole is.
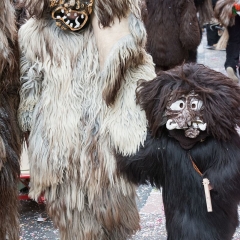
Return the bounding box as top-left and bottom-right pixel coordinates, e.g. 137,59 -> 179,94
191,99 -> 203,110
169,100 -> 186,111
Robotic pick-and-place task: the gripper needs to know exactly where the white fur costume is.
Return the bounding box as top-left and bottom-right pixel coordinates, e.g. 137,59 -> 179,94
18,0 -> 156,239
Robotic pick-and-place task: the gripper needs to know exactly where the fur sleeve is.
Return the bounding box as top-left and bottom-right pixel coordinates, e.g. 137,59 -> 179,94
179,0 -> 201,50
116,131 -> 164,188
203,133 -> 240,202
18,54 -> 43,132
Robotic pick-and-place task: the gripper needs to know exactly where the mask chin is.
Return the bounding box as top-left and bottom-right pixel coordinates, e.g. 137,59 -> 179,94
50,0 -> 94,32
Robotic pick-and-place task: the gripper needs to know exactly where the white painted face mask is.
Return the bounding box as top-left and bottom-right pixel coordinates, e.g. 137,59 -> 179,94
165,91 -> 207,138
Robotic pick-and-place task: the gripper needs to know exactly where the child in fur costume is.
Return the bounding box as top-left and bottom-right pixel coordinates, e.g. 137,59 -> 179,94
18,0 -> 156,239
0,0 -> 22,239
117,63 -> 240,240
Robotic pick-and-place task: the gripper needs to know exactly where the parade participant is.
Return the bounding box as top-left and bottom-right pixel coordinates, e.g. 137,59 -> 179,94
118,63 -> 240,240
18,0 -> 156,239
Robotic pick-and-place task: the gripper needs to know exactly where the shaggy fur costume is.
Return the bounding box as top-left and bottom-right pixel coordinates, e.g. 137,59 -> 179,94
0,1 -> 21,239
117,63 -> 240,240
18,0 -> 156,239
142,0 -> 201,72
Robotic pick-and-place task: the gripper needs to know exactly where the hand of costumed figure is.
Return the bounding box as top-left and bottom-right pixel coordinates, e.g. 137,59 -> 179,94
17,0 -> 156,239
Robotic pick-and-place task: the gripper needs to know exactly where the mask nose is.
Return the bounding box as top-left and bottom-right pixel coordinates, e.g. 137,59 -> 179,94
179,108 -> 193,128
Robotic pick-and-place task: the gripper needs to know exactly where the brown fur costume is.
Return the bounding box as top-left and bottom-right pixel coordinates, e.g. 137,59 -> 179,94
18,0 -> 156,239
142,0 -> 201,72
0,0 -> 21,239
117,63 -> 240,239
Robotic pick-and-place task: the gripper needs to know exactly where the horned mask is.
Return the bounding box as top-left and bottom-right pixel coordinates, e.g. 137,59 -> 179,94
50,0 -> 94,31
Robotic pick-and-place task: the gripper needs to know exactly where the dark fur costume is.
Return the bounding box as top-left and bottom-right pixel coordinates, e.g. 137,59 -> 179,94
0,0 -> 21,239
142,0 -> 201,72
117,63 -> 240,240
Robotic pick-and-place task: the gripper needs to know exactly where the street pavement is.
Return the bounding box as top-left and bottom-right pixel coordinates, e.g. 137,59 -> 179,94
19,31 -> 240,240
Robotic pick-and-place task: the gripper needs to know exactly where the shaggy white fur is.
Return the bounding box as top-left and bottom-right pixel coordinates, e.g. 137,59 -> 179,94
18,0 -> 156,239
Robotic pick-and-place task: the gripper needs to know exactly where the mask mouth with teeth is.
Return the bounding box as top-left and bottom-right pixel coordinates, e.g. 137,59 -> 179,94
165,91 -> 207,138
50,0 -> 94,32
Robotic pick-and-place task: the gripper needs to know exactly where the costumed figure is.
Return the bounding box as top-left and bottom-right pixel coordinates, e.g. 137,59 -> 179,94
0,0 -> 22,239
141,0 -> 202,72
117,63 -> 240,240
18,0 -> 156,239
215,0 -> 240,82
